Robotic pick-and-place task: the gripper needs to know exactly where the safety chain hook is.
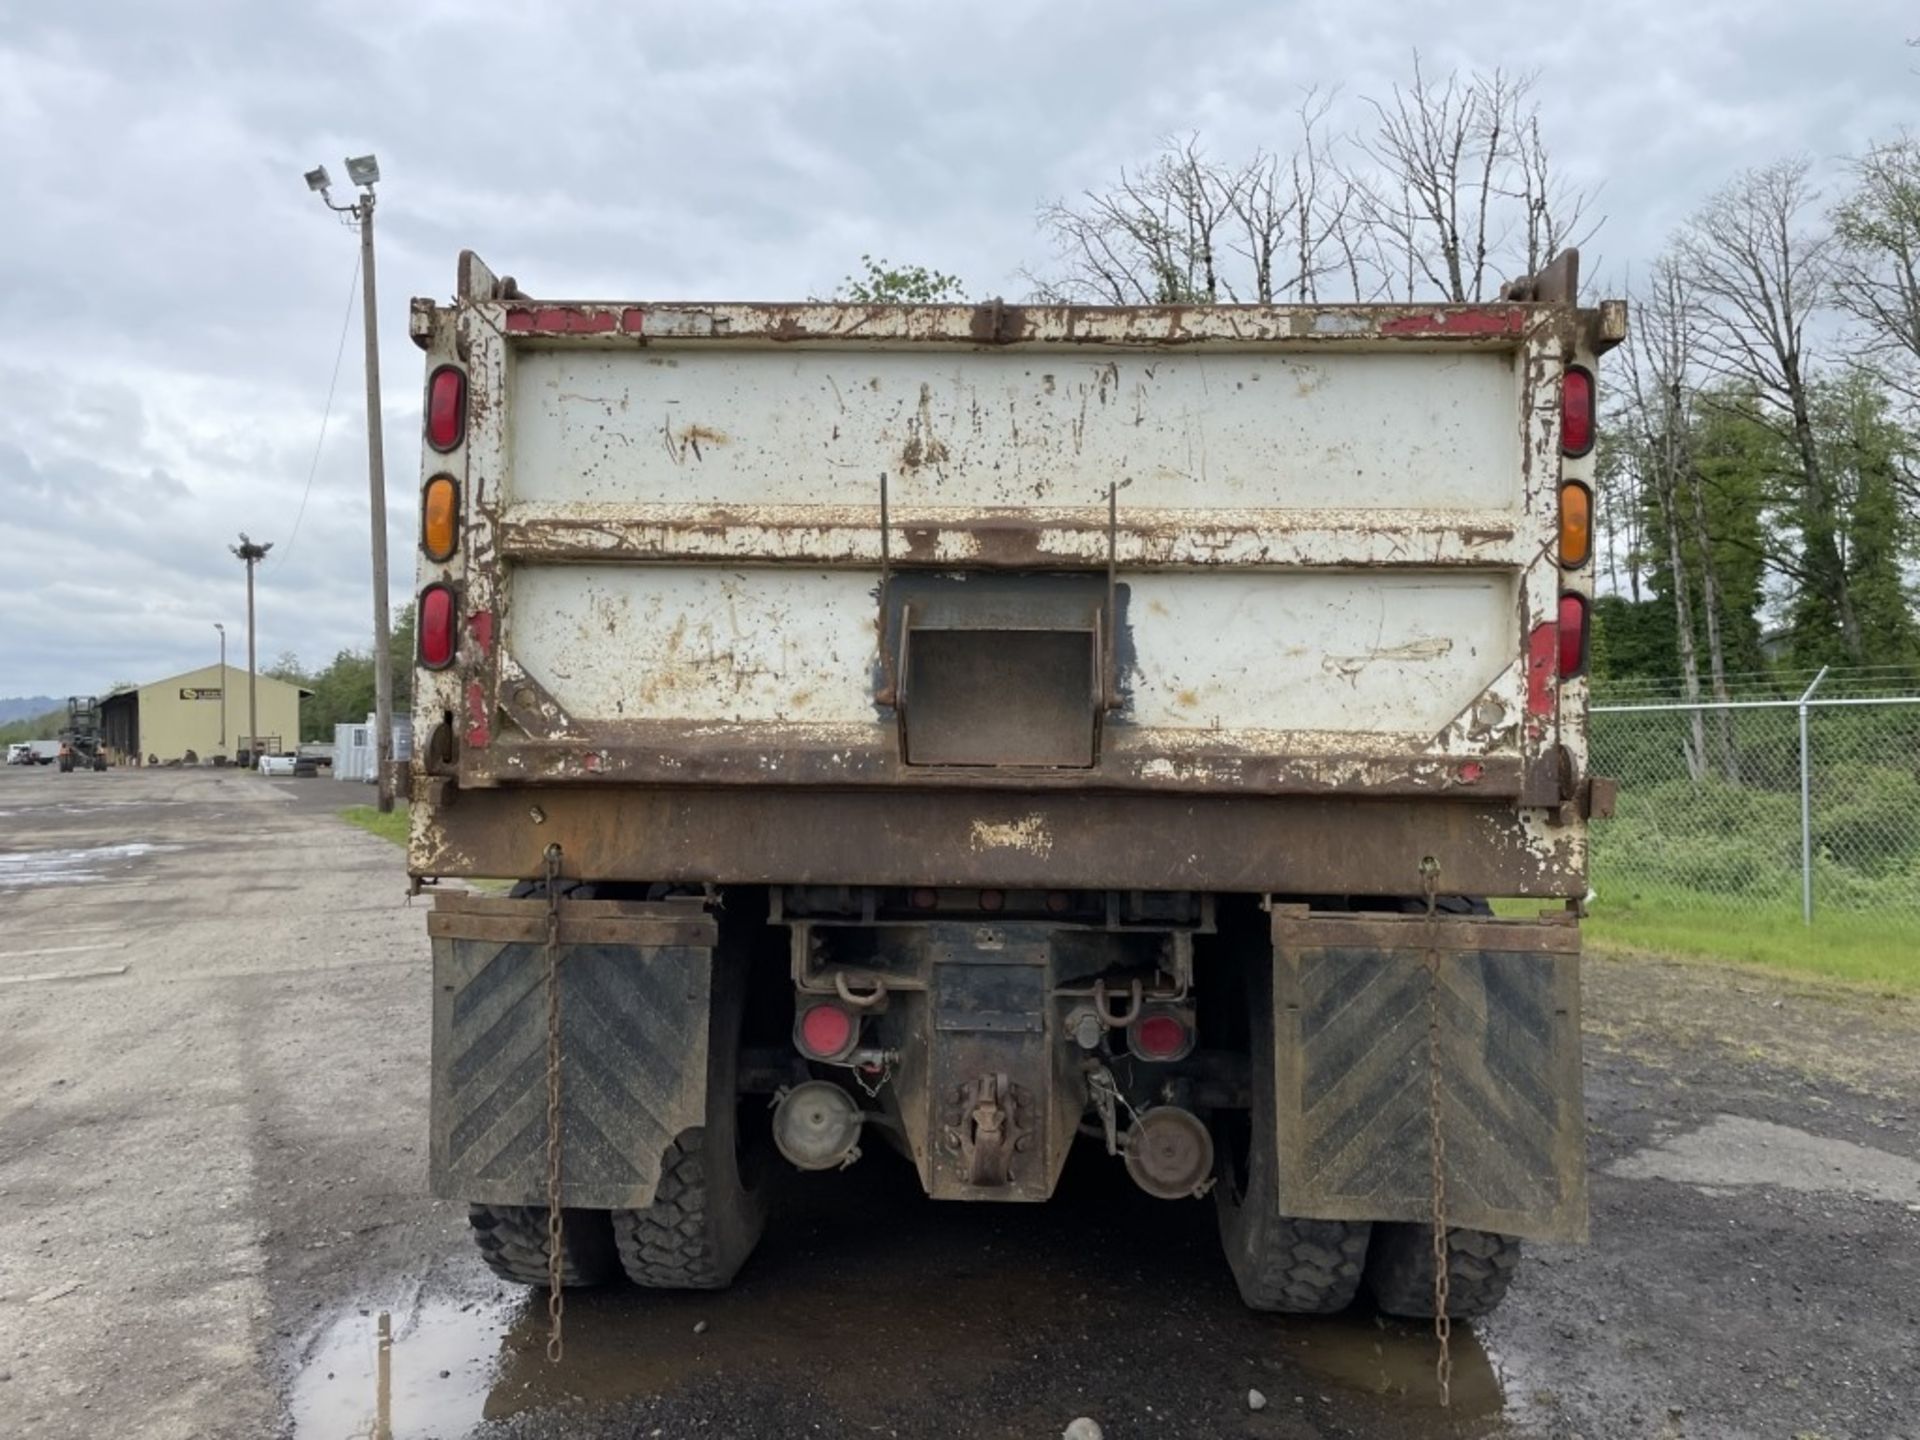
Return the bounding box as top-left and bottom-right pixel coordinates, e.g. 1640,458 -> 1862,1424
1418,855 -> 1452,1409
542,842 -> 566,1363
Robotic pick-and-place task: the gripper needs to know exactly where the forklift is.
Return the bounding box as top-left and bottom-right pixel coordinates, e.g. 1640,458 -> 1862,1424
58,695 -> 109,772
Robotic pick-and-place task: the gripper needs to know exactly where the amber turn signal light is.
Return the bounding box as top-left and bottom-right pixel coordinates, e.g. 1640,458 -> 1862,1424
1559,481 -> 1591,569
422,475 -> 458,562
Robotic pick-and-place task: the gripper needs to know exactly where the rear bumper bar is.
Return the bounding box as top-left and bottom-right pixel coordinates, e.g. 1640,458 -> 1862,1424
410,784 -> 1586,897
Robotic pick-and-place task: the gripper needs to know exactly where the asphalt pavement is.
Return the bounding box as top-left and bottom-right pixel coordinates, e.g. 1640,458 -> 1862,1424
1,765 -> 1916,1440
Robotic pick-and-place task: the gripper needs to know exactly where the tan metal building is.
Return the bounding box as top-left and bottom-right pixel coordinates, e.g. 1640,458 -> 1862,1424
99,664 -> 308,764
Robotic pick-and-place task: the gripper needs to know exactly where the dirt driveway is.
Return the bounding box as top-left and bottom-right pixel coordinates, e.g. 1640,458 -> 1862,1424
0,766 -> 1915,1439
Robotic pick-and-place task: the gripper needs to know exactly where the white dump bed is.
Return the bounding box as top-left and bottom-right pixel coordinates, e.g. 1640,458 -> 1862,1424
412,257 -> 1603,819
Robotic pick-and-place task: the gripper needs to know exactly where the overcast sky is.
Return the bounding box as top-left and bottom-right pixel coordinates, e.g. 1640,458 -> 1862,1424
0,0 -> 1912,700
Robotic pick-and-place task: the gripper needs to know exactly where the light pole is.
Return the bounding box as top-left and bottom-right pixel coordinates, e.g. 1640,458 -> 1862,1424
306,155 -> 396,813
230,534 -> 272,763
214,622 -> 227,755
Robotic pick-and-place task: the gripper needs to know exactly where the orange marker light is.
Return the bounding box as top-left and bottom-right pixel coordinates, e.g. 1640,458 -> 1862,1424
1559,481 -> 1592,569
422,476 -> 458,562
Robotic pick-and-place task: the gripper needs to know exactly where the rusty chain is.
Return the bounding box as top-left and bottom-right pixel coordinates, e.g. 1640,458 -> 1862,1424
542,842 -> 566,1363
1419,856 -> 1452,1410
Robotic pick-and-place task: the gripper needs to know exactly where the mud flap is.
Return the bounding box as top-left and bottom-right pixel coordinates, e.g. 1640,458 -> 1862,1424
1268,907 -> 1587,1243
427,893 -> 717,1210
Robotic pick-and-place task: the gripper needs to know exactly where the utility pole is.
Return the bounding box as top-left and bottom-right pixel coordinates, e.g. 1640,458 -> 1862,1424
214,622 -> 227,754
306,154 -> 395,812
231,535 -> 272,763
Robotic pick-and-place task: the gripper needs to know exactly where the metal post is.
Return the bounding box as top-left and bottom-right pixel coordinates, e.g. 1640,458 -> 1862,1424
230,535 -> 272,765
246,558 -> 259,762
358,192 -> 396,814
215,623 -> 226,753
1798,665 -> 1829,925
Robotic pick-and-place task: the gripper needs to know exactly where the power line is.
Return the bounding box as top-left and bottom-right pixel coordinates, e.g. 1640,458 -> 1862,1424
275,248 -> 362,566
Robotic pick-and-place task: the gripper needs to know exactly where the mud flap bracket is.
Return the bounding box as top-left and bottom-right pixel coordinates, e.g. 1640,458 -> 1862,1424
427,893 -> 718,1210
1267,906 -> 1587,1243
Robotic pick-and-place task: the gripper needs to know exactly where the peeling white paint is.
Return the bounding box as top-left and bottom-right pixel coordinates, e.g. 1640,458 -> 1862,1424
968,815 -> 1054,856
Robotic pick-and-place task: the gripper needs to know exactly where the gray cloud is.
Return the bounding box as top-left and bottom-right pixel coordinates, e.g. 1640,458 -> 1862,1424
1,0 -> 1914,697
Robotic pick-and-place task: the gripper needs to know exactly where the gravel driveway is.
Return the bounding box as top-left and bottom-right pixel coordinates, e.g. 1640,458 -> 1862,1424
1,767 -> 1914,1439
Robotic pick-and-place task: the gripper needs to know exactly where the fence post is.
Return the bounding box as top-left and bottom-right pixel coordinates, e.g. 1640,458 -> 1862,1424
1798,666 -> 1829,925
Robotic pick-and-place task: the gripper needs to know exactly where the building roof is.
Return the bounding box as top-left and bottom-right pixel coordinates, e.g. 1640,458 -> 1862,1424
120,664 -> 314,699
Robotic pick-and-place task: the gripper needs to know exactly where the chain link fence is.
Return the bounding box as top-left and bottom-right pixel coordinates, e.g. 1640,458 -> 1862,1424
1588,668 -> 1920,919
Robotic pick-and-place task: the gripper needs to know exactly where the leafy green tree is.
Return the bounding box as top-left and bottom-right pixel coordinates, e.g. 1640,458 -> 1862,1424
836,255 -> 965,304
1816,372 -> 1920,669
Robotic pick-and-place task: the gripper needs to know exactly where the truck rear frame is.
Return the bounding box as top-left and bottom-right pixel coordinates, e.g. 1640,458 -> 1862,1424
406,250 -> 1621,1319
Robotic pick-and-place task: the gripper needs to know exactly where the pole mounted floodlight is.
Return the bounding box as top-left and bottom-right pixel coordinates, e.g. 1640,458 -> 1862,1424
299,152 -> 396,810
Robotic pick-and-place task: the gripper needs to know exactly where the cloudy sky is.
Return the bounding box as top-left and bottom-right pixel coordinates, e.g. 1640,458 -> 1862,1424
0,0 -> 1912,700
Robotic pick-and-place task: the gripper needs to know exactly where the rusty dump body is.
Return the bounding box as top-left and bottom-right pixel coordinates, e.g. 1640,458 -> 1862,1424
409,250 -> 1623,1305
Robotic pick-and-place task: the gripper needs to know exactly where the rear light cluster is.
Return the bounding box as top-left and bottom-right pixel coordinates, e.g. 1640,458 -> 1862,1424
419,366 -> 468,672
426,366 -> 467,452
1555,364 -> 1595,678
796,1001 -> 859,1062
419,584 -> 457,670
1127,1007 -> 1195,1062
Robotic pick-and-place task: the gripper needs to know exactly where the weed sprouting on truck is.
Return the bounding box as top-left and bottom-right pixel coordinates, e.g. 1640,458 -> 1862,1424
404,247 -> 1623,1324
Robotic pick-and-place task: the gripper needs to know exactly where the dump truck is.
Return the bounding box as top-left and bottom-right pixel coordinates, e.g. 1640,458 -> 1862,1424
406,249 -> 1622,1319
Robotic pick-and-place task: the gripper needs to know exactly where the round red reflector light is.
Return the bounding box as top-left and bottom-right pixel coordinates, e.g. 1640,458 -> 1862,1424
418,584 -> 456,670
1561,367 -> 1594,457
427,366 -> 467,452
1132,1013 -> 1190,1061
1557,593 -> 1588,678
798,1003 -> 855,1060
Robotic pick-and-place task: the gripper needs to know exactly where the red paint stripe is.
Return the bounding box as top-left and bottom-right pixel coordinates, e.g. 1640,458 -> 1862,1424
465,681 -> 492,749
622,308 -> 647,334
1526,622 -> 1559,717
1379,308 -> 1528,337
466,609 -> 494,658
503,306 -> 619,334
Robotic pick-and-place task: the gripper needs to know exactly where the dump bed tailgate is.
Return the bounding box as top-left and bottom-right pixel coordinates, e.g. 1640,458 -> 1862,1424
410,256 -> 1606,888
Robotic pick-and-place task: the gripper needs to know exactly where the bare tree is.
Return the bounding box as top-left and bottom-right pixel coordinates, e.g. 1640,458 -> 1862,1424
1678,158 -> 1861,659
1030,61 -> 1593,306
1350,58 -> 1594,301
1833,134 -> 1920,508
1029,100 -> 1357,305
1621,258 -> 1710,780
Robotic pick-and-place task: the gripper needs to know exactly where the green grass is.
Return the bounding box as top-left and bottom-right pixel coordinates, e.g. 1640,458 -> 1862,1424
1581,893 -> 1920,993
339,804 -> 409,846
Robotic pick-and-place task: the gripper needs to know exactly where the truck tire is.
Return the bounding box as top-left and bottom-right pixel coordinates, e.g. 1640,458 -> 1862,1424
1365,1224 -> 1521,1319
1215,945 -> 1370,1313
466,1204 -> 619,1288
610,948 -> 766,1290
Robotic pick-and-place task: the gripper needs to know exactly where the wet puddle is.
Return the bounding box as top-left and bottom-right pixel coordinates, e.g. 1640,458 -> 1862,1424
0,840 -> 179,887
289,1151 -> 1532,1437
1273,1314 -> 1507,1415
290,1289 -> 1514,1438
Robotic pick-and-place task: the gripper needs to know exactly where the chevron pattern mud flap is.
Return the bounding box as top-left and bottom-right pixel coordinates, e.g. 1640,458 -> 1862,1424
1268,906 -> 1587,1243
427,894 -> 717,1210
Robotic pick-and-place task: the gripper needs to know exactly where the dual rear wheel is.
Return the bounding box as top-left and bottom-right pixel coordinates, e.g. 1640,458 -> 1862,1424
468,878 -> 766,1292
1213,920 -> 1520,1320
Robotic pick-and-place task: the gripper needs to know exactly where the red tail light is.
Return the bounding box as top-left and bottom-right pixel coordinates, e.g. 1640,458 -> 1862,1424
419,584 -> 457,669
1558,593 -> 1588,678
796,1002 -> 857,1061
1128,1009 -> 1194,1062
1561,366 -> 1595,457
427,366 -> 467,452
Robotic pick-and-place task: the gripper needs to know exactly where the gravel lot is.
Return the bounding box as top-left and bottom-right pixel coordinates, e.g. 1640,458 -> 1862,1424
1,766 -> 1916,1440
